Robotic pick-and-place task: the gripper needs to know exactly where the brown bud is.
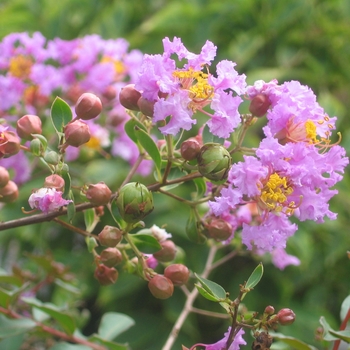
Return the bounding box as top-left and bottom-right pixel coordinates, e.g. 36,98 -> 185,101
0,180 -> 19,203
100,247 -> 123,267
98,225 -> 123,247
44,174 -> 65,191
148,275 -> 174,299
119,84 -> 141,111
103,86 -> 117,101
0,166 -> 10,187
277,308 -> 296,325
16,115 -> 42,140
249,93 -> 271,117
0,132 -> 21,157
137,97 -> 154,117
180,138 -> 201,161
94,264 -> 118,286
153,240 -> 176,263
206,218 -> 232,241
264,305 -> 275,315
75,93 -> 102,120
164,264 -> 190,286
64,120 -> 90,147
86,182 -> 112,206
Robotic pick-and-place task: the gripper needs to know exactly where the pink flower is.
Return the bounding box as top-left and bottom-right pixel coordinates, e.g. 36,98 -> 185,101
28,188 -> 72,214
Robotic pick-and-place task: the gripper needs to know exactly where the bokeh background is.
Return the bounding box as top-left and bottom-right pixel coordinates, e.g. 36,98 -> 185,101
0,0 -> 350,349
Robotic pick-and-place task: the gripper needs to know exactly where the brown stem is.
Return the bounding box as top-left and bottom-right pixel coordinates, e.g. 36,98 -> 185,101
53,218 -> 98,238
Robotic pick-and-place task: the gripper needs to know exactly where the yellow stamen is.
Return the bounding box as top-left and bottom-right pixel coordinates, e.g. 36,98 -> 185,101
9,55 -> 32,78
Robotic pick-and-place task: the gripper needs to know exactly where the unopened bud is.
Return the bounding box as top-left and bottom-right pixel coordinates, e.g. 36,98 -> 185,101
181,138 -> 201,161
0,132 -> 21,157
164,264 -> 189,286
86,182 -> 112,206
100,247 -> 123,267
206,218 -> 232,241
264,305 -> 275,315
16,115 -> 42,139
119,84 -> 141,111
64,120 -> 90,147
249,93 -> 271,117
0,180 -> 18,203
75,93 -> 102,120
102,86 -> 117,101
94,264 -> 118,286
153,240 -> 176,263
277,308 -> 296,325
98,225 -> 123,247
148,275 -> 174,299
0,166 -> 10,187
44,151 -> 60,165
137,97 -> 154,117
44,174 -> 65,191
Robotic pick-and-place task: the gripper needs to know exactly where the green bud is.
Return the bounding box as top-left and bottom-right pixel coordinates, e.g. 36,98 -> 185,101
197,143 -> 231,182
116,182 -> 154,223
44,151 -> 60,165
30,138 -> 43,156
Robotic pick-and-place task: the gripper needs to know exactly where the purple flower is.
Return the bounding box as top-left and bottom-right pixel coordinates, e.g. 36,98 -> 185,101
28,188 -> 72,214
270,248 -> 300,270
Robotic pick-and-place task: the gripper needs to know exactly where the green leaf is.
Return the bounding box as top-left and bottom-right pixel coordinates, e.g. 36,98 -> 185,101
245,263 -> 264,290
319,316 -> 338,341
32,134 -> 48,150
340,294 -> 350,321
84,208 -> 96,232
192,177 -> 206,198
185,209 -> 207,244
195,274 -> 226,300
202,124 -> 226,144
67,201 -> 76,223
51,96 -> 73,133
85,237 -> 98,253
154,167 -> 188,191
0,315 -> 36,338
0,282 -> 30,308
21,297 -> 76,335
61,169 -> 72,198
129,234 -> 161,254
195,283 -> 221,302
0,334 -> 25,349
124,118 -> 147,145
54,279 -> 81,295
0,273 -> 22,287
88,335 -> 129,350
329,329 -> 350,342
98,312 -> 135,340
134,126 -> 161,171
270,332 -> 319,350
50,343 -> 90,350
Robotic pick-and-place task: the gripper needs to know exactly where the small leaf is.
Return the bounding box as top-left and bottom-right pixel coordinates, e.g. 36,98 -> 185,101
50,343 -> 90,350
54,279 -> 80,295
98,312 -> 135,340
270,332 -> 319,350
67,201 -> 76,223
0,274 -> 22,287
0,315 -> 36,338
84,208 -> 96,233
85,237 -> 98,253
195,284 -> 220,302
124,118 -> 147,145
319,316 -> 338,341
88,335 -> 129,350
192,177 -> 207,199
129,234 -> 161,254
61,170 -> 72,199
0,282 -> 30,308
202,124 -> 226,145
328,329 -> 350,342
195,274 -> 226,300
245,263 -> 264,290
340,295 -> 350,321
186,209 -> 207,244
51,97 -> 73,133
134,127 -> 161,171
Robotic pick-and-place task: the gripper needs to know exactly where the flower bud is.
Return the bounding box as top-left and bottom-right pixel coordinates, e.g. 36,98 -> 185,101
86,182 -> 112,206
0,180 -> 18,203
100,247 -> 123,267
102,86 -> 117,101
119,84 -> 141,111
137,97 -> 154,117
153,240 -> 176,263
264,305 -> 275,315
44,151 -> 60,165
164,264 -> 190,286
75,93 -> 102,120
252,332 -> 273,349
98,225 -> 123,247
180,138 -> 201,161
0,166 -> 10,187
277,308 -> 296,325
249,93 -> 271,117
206,218 -> 232,241
148,275 -> 174,299
64,120 -> 90,147
44,174 -> 65,191
94,264 -> 118,286
116,182 -> 154,223
0,132 -> 21,157
197,143 -> 231,182
16,114 -> 42,139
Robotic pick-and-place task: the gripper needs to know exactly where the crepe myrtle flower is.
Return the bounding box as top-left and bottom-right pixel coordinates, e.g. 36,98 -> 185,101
135,37 -> 246,138
28,188 -> 72,214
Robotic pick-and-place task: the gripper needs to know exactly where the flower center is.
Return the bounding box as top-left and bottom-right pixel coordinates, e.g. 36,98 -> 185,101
101,56 -> 125,75
9,55 -> 33,79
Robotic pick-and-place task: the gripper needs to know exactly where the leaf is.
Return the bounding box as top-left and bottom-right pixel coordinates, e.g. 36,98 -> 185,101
185,209 -> 207,244
54,279 -> 80,295
245,263 -> 264,290
124,118 -> 147,145
0,315 -> 36,338
0,282 -> 30,308
98,312 -> 135,340
67,201 -> 76,223
340,294 -> 350,321
0,273 -> 22,287
84,208 -> 96,232
50,96 -> 73,133
50,343 -> 90,350
270,332 -> 319,350
21,297 -> 76,335
192,177 -> 206,199
129,234 -> 161,254
195,284 -> 221,302
328,329 -> 350,342
202,124 -> 226,145
88,335 -> 129,350
195,274 -> 226,300
319,316 -> 338,341
61,170 -> 72,199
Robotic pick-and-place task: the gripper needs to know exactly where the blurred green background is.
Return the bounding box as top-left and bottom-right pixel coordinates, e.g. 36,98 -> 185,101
1,0 -> 350,349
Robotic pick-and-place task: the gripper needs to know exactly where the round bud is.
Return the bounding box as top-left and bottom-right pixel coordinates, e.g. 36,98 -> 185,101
0,132 -> 21,157
98,225 -> 123,247
44,151 -> 60,165
249,93 -> 271,117
116,182 -> 154,223
100,248 -> 123,267
0,166 -> 10,187
94,264 -> 118,286
64,120 -> 91,147
148,275 -> 174,299
16,115 -> 42,140
153,240 -> 177,263
102,86 -> 117,101
197,143 -> 231,182
164,264 -> 190,286
180,138 -> 201,161
119,84 -> 141,111
86,182 -> 112,206
0,181 -> 19,203
264,305 -> 275,315
75,93 -> 102,120
44,174 -> 65,191
206,218 -> 232,241
137,97 -> 154,117
277,308 -> 296,325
